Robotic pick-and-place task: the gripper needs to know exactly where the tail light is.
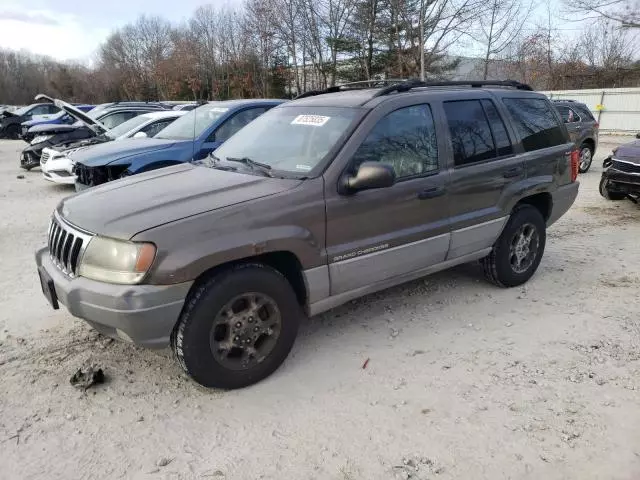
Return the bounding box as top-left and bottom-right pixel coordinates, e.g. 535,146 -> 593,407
594,122 -> 599,129
570,149 -> 579,182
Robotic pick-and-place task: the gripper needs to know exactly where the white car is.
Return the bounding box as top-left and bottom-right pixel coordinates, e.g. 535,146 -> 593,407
41,110 -> 185,185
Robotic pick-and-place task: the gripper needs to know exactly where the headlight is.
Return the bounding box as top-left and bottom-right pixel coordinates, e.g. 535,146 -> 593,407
79,236 -> 156,284
31,135 -> 53,145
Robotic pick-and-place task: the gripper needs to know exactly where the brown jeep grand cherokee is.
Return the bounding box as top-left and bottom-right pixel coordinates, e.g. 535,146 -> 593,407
36,80 -> 580,389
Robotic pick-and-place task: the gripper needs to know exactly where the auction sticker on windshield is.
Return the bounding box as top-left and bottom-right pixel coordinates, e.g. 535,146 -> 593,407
291,115 -> 330,126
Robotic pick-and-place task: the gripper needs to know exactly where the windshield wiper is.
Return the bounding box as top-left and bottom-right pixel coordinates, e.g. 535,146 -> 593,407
197,153 -> 238,172
225,157 -> 273,177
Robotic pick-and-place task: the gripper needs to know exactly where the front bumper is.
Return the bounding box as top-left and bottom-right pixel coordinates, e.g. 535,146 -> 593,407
601,163 -> 640,195
35,247 -> 192,348
548,182 -> 579,227
41,155 -> 76,185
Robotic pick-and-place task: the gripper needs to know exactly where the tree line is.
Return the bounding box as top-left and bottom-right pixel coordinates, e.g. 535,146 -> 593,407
0,0 -> 638,104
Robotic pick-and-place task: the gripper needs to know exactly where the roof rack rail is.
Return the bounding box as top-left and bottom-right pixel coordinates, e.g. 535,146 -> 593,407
372,79 -> 533,97
293,78 -> 409,100
293,78 -> 533,101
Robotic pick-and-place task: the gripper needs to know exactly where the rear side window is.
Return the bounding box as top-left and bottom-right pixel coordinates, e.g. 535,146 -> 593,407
482,100 -> 513,157
444,99 -> 513,167
502,98 -> 566,152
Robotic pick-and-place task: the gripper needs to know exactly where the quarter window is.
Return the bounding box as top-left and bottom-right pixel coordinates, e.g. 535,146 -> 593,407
503,98 -> 566,152
351,104 -> 438,179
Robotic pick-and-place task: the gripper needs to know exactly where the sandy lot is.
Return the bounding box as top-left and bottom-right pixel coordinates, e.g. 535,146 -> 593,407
1,137 -> 640,480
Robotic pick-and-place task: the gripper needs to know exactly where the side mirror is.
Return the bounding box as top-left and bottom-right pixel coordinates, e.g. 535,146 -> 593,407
133,131 -> 147,139
341,162 -> 396,194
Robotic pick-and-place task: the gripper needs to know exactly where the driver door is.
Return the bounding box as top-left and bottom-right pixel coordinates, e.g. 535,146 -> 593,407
324,103 -> 451,295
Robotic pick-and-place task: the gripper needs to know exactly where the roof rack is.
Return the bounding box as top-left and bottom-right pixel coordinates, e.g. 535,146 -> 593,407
293,79 -> 409,100
294,78 -> 533,100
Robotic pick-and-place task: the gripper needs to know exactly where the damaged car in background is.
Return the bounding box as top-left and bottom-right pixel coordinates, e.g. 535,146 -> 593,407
20,98 -> 169,170
72,99 -> 283,191
20,105 -> 94,142
41,110 -> 187,185
600,132 -> 640,202
0,101 -> 61,139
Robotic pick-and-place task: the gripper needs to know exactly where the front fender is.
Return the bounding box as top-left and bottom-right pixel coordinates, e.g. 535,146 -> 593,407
132,178 -> 327,285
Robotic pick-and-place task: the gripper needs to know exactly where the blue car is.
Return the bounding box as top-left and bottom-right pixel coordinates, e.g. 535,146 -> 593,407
72,99 -> 284,190
20,105 -> 94,141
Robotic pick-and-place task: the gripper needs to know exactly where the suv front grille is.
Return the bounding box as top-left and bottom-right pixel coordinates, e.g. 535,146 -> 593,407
48,213 -> 93,277
612,159 -> 640,175
41,150 -> 51,164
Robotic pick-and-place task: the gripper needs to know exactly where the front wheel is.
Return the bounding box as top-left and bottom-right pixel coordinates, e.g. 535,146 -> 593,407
482,205 -> 546,287
599,176 -> 626,201
578,144 -> 594,173
5,125 -> 19,140
171,264 -> 301,389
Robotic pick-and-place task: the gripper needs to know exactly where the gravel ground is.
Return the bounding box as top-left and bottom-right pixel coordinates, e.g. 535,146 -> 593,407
1,137 -> 640,480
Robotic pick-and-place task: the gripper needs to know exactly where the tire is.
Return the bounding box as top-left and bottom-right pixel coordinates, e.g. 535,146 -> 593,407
5,125 -> 19,140
482,205 -> 546,288
578,143 -> 594,173
599,176 -> 626,201
171,264 -> 302,389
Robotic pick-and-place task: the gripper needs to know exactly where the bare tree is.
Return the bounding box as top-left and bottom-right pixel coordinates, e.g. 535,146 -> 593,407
564,0 -> 639,28
475,0 -> 532,79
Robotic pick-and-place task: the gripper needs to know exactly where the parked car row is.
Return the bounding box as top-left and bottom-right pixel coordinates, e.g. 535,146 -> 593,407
17,98 -> 194,170
34,79 -> 582,390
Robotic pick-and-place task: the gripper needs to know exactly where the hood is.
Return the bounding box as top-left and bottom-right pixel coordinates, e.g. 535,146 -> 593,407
57,163 -> 301,238
614,139 -> 640,164
45,97 -> 109,134
28,123 -> 81,134
73,138 -> 178,166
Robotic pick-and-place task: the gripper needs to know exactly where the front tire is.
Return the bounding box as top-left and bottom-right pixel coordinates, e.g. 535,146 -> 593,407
482,205 -> 546,287
5,125 -> 19,140
171,264 -> 301,389
578,143 -> 594,173
599,176 -> 626,201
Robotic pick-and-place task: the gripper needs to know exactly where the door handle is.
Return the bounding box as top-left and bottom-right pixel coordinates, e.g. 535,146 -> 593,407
417,186 -> 445,199
503,167 -> 523,178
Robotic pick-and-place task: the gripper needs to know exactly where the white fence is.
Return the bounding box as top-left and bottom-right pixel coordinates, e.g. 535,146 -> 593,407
540,87 -> 640,134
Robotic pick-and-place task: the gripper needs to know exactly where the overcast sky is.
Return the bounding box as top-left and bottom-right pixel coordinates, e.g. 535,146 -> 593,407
0,0 -> 237,61
0,0 -> 587,62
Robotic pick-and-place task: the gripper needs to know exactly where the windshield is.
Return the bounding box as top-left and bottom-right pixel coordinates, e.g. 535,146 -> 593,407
13,105 -> 34,116
106,115 -> 150,139
155,103 -> 228,140
213,106 -> 361,175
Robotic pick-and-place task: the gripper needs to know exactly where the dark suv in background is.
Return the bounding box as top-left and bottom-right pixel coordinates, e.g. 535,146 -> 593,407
36,80 -> 579,389
552,100 -> 599,173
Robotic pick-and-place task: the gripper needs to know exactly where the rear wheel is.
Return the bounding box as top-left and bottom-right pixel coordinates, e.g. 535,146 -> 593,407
578,143 -> 594,173
599,176 -> 626,201
482,205 -> 546,287
171,264 -> 301,389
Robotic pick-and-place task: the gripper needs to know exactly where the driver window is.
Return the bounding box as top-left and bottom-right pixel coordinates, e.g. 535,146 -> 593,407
350,104 -> 438,179
212,107 -> 268,143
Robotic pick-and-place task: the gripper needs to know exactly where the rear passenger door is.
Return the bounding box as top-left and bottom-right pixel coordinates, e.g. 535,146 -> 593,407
501,96 -> 571,190
443,98 -> 522,259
